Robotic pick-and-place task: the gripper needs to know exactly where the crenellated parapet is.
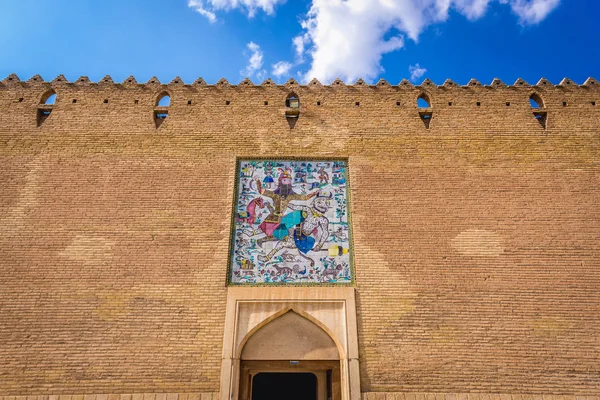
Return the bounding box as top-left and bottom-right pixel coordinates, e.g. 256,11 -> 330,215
1,73 -> 598,134
2,73 -> 598,89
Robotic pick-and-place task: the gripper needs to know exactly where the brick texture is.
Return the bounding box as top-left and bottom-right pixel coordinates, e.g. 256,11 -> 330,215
0,76 -> 599,396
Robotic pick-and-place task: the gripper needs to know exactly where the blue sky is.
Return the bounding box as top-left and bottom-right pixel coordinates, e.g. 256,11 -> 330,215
0,0 -> 598,85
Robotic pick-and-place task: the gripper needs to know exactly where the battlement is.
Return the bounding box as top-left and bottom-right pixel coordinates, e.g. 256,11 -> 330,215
1,73 -> 599,89
1,73 -> 598,136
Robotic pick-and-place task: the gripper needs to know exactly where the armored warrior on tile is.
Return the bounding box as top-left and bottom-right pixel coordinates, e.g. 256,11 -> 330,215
257,190 -> 332,267
244,168 -> 317,242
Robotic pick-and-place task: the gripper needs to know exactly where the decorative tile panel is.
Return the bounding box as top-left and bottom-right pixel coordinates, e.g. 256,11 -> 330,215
228,159 -> 354,285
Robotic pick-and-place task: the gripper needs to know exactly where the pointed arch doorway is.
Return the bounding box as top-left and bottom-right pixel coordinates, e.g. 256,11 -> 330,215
219,287 -> 361,400
238,310 -> 341,400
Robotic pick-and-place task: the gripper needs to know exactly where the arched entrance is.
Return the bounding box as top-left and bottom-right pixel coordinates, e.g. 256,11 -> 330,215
218,287 -> 361,400
238,310 -> 342,400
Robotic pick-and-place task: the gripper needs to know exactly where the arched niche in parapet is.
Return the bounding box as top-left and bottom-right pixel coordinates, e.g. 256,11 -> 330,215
530,92 -> 547,129
37,89 -> 57,127
154,91 -> 171,128
41,90 -> 57,105
285,92 -> 300,128
240,309 -> 340,361
417,92 -> 432,129
529,92 -> 544,109
156,91 -> 171,107
417,92 -> 431,108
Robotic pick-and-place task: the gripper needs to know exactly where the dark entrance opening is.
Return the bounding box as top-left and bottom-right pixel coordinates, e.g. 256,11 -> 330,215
252,372 -> 317,400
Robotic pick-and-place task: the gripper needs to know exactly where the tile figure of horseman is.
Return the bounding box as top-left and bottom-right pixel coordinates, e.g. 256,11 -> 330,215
257,190 -> 333,267
244,168 -> 317,243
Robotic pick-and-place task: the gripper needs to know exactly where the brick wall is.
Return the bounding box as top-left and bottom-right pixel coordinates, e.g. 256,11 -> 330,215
0,75 -> 599,396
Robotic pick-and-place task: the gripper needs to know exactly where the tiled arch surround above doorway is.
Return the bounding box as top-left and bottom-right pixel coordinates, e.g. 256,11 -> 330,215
219,287 -> 361,400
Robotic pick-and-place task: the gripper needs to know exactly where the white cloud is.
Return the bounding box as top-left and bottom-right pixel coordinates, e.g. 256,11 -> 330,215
272,61 -> 293,78
188,0 -> 217,22
298,0 -> 406,84
187,0 -> 285,21
454,0 -> 493,20
188,0 -> 560,83
295,0 -> 560,83
409,63 -> 427,82
292,36 -> 305,57
507,0 -> 560,24
292,34 -> 311,63
242,41 -> 266,79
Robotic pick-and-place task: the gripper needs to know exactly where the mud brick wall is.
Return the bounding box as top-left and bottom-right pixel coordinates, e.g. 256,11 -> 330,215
0,74 -> 599,396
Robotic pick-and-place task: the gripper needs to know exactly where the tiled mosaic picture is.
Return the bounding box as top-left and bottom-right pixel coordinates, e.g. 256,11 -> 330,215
229,159 -> 353,285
